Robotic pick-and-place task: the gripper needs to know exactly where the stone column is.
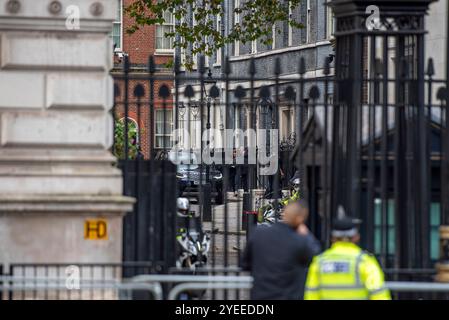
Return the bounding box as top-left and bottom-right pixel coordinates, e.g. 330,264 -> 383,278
0,0 -> 134,265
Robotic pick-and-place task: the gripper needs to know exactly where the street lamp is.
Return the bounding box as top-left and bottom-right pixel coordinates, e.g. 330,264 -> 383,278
177,102 -> 187,148
201,69 -> 219,182
258,94 -> 273,192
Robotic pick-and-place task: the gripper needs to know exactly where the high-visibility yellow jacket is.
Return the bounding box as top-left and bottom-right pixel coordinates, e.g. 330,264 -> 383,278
280,190 -> 300,206
304,241 -> 391,300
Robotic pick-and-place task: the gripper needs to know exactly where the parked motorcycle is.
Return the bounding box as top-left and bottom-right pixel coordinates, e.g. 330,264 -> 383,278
175,198 -> 211,299
176,223 -> 211,270
176,198 -> 211,269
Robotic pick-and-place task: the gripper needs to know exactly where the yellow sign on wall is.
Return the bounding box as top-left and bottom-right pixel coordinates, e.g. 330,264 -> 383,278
84,219 -> 108,240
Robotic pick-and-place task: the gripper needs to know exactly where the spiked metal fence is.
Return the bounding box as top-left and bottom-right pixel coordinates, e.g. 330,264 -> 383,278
109,0 -> 449,289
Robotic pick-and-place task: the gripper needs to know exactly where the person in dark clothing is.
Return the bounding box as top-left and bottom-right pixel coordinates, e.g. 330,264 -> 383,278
264,162 -> 284,199
228,148 -> 237,192
241,201 -> 321,300
235,147 -> 249,191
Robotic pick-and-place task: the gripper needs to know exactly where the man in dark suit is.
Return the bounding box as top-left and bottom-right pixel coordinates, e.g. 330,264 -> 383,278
241,201 -> 321,300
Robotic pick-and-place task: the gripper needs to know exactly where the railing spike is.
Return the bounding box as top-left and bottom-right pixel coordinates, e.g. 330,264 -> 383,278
124,55 -> 130,73
299,57 -> 306,75
199,55 -> 206,74
174,55 -> 180,74
427,58 -> 435,77
249,58 -> 256,75
224,56 -> 231,75
324,56 -> 331,75
148,55 -> 155,74
274,57 -> 281,75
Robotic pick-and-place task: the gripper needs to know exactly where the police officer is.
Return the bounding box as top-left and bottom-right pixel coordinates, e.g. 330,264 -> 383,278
280,175 -> 301,207
176,198 -> 190,238
304,208 -> 391,300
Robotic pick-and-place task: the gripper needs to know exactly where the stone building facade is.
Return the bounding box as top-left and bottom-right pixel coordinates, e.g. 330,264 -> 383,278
175,0 -> 335,154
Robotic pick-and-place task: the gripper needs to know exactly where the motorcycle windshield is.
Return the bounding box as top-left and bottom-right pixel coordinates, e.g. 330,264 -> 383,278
188,218 -> 204,241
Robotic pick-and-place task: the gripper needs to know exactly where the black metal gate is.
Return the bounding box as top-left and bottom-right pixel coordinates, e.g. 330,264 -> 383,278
112,60 -> 178,274
329,0 -> 447,272
110,0 -> 449,284
119,160 -> 177,273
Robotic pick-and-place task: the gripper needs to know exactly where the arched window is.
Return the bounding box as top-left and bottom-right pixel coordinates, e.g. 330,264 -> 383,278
113,117 -> 139,159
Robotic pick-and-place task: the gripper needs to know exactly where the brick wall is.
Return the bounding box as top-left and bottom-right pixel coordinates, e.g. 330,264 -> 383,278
113,0 -> 174,159
113,77 -> 173,159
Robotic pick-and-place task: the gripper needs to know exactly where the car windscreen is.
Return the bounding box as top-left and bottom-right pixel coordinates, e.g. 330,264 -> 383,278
169,151 -> 197,162
178,164 -> 199,170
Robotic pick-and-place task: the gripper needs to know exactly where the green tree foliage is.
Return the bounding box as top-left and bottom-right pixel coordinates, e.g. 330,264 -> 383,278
113,118 -> 139,159
126,0 -> 303,70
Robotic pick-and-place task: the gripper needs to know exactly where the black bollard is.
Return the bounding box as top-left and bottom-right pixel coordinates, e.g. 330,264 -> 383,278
242,192 -> 257,238
242,192 -> 250,231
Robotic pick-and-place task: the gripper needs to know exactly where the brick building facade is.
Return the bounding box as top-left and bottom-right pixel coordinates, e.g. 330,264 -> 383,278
112,0 -> 174,159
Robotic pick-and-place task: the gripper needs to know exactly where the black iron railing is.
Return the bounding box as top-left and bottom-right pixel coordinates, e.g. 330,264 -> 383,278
109,0 -> 449,293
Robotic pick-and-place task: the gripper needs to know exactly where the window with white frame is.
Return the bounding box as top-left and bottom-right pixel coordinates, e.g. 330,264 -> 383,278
180,43 -> 187,71
234,0 -> 240,56
156,11 -> 175,52
281,107 -> 293,140
179,17 -> 187,71
288,4 -> 293,47
155,109 -> 174,149
306,0 -> 311,43
205,44 -> 210,67
251,40 -> 257,54
112,0 -> 123,51
326,0 -> 335,39
215,14 -> 222,66
192,14 -> 198,69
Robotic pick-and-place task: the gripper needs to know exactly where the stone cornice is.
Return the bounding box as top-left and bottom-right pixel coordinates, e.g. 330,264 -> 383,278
0,16 -> 115,32
0,0 -> 116,32
0,194 -> 135,214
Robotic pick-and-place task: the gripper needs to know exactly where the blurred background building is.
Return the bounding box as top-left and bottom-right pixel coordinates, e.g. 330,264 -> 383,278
174,0 -> 336,188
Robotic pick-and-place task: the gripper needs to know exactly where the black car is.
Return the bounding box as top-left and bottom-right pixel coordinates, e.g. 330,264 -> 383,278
170,151 -> 223,204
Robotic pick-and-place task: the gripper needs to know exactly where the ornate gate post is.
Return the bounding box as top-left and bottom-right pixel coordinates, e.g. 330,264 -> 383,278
0,0 -> 133,264
329,0 -> 435,267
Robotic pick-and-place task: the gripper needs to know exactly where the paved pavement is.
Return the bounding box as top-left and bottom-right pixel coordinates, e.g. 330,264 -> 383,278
194,194 -> 252,299
202,195 -> 247,267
